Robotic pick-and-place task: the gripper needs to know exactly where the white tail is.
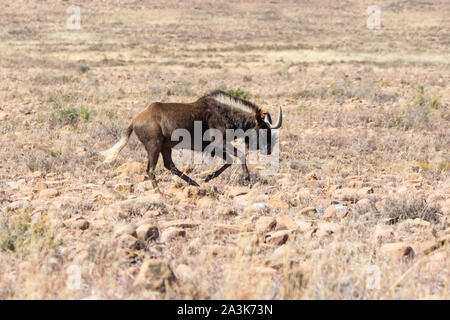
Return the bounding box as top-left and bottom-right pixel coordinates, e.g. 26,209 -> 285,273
100,125 -> 133,163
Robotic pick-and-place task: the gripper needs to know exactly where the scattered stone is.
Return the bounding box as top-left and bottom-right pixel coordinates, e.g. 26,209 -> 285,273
228,186 -> 250,198
255,216 -> 277,233
216,207 -> 238,216
356,198 -> 372,213
114,183 -> 133,193
119,234 -> 144,250
398,218 -> 431,233
233,192 -> 257,209
134,259 -> 174,290
0,111 -> 8,121
373,225 -> 395,243
253,266 -> 277,276
268,197 -> 289,210
299,206 -> 316,215
244,203 -> 267,214
34,182 -> 48,192
32,171 -> 44,178
265,230 -> 290,245
305,172 -> 318,180
270,244 -> 291,264
38,188 -> 59,199
276,215 -> 298,230
197,197 -> 215,209
182,187 -> 209,200
174,264 -> 194,282
214,223 -> 244,234
70,218 -> 90,230
116,162 -> 144,176
380,242 -> 415,260
323,204 -> 348,220
160,219 -> 201,229
136,224 -> 159,241
294,219 -> 312,232
160,227 -> 186,243
357,187 -> 374,198
332,188 -> 359,202
312,222 -> 341,238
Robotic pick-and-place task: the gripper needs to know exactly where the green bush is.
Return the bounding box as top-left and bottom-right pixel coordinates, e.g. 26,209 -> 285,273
226,88 -> 252,100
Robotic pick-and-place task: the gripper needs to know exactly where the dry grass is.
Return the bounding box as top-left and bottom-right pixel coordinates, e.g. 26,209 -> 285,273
0,0 -> 449,299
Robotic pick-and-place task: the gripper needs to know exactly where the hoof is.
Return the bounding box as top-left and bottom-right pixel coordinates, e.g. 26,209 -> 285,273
190,180 -> 200,187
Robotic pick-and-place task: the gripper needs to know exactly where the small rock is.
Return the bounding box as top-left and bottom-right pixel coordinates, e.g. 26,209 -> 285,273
160,219 -> 201,229
228,186 -> 250,198
270,244 -> 291,264
135,224 -> 159,241
265,230 -> 290,245
197,197 -> 215,209
71,218 -> 90,230
298,206 -> 316,215
276,215 -> 298,230
268,198 -> 289,210
160,227 -> 186,243
90,219 -> 108,229
134,259 -> 174,290
233,192 -> 257,209
116,162 -> 144,176
305,172 -> 318,180
332,188 -> 359,202
34,182 -> 48,192
253,266 -> 277,276
373,225 -> 395,243
357,187 -> 374,198
114,225 -> 137,237
114,183 -> 133,193
312,222 -> 341,238
380,242 -> 415,260
214,223 -> 244,234
323,204 -> 348,220
244,203 -> 267,214
32,171 -> 44,178
174,264 -> 194,282
38,188 -> 59,199
119,234 -> 144,250
356,198 -> 372,213
255,216 -> 277,233
0,111 -> 8,121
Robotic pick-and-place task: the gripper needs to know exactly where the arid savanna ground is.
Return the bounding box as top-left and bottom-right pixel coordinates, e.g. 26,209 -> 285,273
0,0 -> 449,299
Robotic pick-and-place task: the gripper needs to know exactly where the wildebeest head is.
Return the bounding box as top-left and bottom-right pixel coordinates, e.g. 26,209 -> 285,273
246,106 -> 282,155
203,90 -> 282,155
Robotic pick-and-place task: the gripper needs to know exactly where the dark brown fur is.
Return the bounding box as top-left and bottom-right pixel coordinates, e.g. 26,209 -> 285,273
102,90 -> 277,190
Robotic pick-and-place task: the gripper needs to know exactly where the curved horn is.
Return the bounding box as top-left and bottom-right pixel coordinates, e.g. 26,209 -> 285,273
269,107 -> 282,129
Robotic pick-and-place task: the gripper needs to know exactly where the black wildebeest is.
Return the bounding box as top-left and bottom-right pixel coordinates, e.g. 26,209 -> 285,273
100,90 -> 282,191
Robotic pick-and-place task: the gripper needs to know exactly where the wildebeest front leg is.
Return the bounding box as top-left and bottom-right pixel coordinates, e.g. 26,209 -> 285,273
162,147 -> 199,187
205,146 -> 250,183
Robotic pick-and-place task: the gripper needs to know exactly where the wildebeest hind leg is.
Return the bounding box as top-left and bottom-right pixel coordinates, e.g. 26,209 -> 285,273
144,141 -> 162,193
162,147 -> 199,187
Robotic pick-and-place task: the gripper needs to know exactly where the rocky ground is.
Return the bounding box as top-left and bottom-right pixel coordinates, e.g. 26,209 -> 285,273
0,0 -> 449,299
